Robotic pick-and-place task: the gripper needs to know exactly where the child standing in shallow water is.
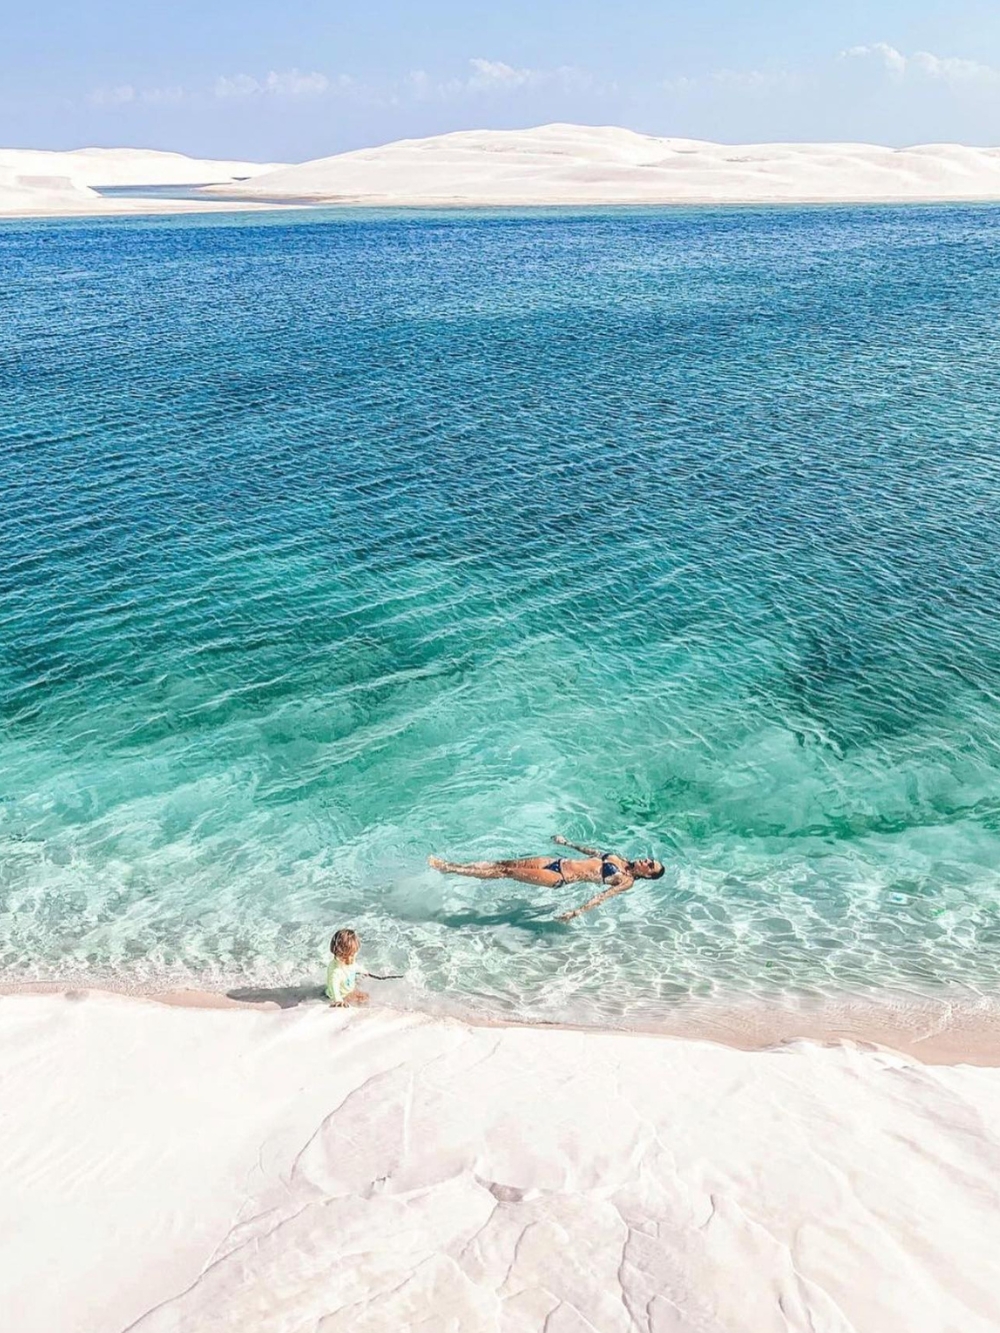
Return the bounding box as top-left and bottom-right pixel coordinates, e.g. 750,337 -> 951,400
326,929 -> 368,1006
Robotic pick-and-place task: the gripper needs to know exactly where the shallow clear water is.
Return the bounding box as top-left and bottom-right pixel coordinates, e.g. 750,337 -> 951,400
4,204 -> 1000,1024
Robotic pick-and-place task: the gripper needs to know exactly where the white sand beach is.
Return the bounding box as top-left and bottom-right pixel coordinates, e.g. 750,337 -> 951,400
4,989 -> 1000,1332
6,125 -> 1000,218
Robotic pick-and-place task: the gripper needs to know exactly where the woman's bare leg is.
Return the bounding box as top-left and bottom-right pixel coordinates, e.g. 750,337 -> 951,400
428,855 -> 563,887
428,857 -> 508,879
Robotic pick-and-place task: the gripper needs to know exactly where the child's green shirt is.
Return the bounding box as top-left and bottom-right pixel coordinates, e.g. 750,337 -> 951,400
326,959 -> 358,1003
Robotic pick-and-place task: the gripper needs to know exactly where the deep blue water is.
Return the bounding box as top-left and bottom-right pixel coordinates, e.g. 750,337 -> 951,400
3,203 -> 1000,1024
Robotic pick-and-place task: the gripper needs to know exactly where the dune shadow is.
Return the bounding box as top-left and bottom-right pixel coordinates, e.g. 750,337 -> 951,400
226,984 -> 326,1009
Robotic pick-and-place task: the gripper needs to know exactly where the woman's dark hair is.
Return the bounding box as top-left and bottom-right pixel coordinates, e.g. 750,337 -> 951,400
631,859 -> 665,879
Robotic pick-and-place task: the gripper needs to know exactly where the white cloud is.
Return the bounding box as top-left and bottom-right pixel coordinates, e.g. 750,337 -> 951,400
843,43 -> 908,78
467,58 -> 532,91
663,45 -> 999,103
842,43 -> 999,85
406,70 -> 434,99
213,73 -> 258,100
662,68 -> 794,96
213,69 -> 333,100
712,68 -> 793,92
89,58 -> 596,114
408,58 -> 598,102
87,84 -> 136,107
910,51 -> 998,83
140,85 -> 185,106
86,83 -> 186,108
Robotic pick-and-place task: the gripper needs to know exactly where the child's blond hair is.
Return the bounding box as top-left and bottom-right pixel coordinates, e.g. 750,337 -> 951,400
330,928 -> 360,962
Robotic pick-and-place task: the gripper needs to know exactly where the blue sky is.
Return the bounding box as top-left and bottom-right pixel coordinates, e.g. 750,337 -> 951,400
6,1 -> 1000,160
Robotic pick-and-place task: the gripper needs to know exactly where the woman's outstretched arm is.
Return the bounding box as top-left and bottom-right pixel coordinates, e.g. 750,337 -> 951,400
557,875 -> 634,922
552,834 -> 603,857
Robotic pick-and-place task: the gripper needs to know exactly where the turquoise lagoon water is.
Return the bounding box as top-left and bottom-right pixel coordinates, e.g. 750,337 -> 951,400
3,204 -> 1000,1025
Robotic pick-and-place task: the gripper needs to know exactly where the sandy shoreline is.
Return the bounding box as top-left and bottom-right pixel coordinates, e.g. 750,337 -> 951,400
3,987 -> 1000,1331
5,977 -> 1000,1066
0,196 -> 295,220
5,188 -> 1000,224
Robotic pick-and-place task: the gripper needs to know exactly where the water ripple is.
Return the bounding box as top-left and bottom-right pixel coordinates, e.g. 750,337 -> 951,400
3,205 -> 1000,1022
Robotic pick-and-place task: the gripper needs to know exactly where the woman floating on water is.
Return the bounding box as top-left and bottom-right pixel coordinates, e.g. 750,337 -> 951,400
429,836 -> 665,921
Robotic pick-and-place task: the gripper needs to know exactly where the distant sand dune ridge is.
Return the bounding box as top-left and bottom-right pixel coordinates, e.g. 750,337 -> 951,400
0,147 -> 285,217
212,122 -> 1000,205
6,126 -> 1000,217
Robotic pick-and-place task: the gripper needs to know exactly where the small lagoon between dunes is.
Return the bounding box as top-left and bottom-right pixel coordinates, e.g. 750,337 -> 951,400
3,202 -> 1000,1032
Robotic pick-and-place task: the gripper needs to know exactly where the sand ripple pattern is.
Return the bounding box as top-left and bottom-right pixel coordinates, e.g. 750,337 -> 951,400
3,204 -> 1000,1021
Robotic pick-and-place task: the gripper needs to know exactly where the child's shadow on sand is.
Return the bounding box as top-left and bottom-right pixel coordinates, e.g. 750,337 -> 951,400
226,985 -> 326,1009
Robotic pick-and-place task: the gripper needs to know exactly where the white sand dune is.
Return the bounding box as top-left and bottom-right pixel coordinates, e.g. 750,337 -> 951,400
4,991 -> 1000,1332
0,169 -> 96,216
0,147 -> 284,187
7,126 -> 1000,217
0,148 -> 285,217
216,122 -> 1000,205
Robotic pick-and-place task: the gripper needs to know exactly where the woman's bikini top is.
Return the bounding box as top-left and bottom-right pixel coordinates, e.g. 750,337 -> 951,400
545,854 -> 627,887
